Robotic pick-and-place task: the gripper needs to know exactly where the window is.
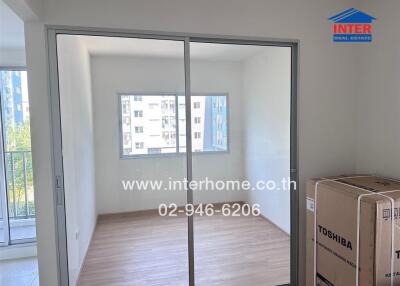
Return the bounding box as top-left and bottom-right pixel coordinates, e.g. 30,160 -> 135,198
119,94 -> 228,157
162,116 -> 169,128
0,70 -> 37,242
134,110 -> 143,117
135,142 -> 144,149
123,133 -> 131,145
124,116 -> 131,125
122,100 -> 130,114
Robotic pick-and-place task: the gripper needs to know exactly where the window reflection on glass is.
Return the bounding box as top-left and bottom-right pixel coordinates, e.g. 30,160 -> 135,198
178,95 -> 228,153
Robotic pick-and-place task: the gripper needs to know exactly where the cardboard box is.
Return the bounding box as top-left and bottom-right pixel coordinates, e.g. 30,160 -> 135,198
306,175 -> 400,286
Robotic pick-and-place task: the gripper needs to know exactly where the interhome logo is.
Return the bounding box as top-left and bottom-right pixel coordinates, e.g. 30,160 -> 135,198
329,8 -> 376,42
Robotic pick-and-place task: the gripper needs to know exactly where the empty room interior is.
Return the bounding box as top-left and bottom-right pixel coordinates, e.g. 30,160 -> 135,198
56,34 -> 292,286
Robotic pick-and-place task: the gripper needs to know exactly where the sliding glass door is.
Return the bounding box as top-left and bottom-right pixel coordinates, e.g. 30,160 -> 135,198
55,35 -> 189,286
0,69 -> 36,245
189,42 -> 292,286
47,28 -> 298,286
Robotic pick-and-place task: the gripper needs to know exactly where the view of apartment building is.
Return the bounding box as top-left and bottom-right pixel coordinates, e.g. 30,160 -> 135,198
121,94 -> 227,156
0,70 -> 30,129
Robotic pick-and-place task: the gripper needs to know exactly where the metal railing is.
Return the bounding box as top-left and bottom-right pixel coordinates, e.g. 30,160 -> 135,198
4,151 -> 35,219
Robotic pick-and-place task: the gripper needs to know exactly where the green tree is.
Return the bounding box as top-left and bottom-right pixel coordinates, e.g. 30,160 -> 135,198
5,120 -> 34,218
6,120 -> 32,151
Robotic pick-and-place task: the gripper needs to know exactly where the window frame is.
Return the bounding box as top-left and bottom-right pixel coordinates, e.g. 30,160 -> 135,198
118,92 -> 230,159
0,66 -> 38,245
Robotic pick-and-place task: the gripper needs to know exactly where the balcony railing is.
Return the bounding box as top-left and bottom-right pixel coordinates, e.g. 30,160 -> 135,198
4,151 -> 35,219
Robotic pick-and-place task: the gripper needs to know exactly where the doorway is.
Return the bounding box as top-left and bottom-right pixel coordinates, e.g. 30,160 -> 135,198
46,28 -> 298,286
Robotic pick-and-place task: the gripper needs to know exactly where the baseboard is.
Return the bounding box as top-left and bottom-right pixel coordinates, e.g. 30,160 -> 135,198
259,213 -> 290,237
0,242 -> 37,261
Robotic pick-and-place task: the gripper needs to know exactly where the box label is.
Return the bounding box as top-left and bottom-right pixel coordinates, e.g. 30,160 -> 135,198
307,197 -> 315,212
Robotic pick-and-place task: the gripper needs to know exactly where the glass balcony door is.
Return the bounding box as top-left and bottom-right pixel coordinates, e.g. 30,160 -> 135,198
189,42 -> 292,286
0,69 -> 36,244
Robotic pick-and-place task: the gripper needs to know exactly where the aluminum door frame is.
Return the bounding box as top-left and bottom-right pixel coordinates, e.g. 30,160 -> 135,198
46,25 -> 299,286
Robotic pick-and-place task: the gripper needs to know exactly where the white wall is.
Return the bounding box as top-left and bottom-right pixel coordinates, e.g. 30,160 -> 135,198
4,0 -> 42,21
25,22 -> 59,286
91,56 -> 245,214
57,35 -> 97,286
0,0 -> 26,66
0,48 -> 25,66
24,1 -> 359,285
243,47 -> 291,234
354,0 -> 400,178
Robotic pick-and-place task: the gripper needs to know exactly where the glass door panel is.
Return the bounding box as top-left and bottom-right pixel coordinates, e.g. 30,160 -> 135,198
0,70 -> 36,243
189,42 -> 292,286
50,32 -> 297,286
56,35 -> 189,285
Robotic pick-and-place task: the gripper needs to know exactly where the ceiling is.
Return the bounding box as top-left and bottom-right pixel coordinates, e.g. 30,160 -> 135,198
67,35 -> 271,61
0,0 -> 25,50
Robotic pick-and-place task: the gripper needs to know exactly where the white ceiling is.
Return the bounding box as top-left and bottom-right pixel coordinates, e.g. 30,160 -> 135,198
0,0 -> 25,50
69,35 -> 269,61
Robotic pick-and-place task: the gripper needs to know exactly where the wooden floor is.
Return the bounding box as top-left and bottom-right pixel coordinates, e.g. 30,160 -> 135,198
78,211 -> 290,286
